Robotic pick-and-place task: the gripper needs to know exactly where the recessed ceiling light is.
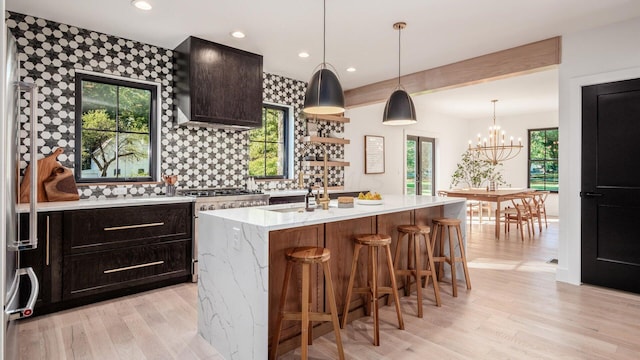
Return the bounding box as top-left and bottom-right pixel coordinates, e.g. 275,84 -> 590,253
346,67 -> 356,72
298,52 -> 310,58
231,31 -> 246,39
131,0 -> 152,10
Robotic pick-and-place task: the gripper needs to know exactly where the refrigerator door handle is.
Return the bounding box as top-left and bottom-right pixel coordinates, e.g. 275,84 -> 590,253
5,267 -> 39,320
13,82 -> 39,251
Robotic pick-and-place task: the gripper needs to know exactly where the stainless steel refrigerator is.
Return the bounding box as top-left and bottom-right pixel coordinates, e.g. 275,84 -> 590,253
2,30 -> 40,359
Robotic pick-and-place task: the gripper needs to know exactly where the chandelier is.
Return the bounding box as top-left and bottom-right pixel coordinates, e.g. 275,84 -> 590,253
469,99 -> 522,165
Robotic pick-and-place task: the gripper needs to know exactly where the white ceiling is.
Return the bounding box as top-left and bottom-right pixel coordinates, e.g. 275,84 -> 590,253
6,0 -> 640,117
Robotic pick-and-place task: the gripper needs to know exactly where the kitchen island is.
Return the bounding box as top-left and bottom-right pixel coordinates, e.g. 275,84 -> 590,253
197,195 -> 466,360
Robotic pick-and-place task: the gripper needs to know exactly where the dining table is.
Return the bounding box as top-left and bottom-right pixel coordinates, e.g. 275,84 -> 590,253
442,188 -> 534,238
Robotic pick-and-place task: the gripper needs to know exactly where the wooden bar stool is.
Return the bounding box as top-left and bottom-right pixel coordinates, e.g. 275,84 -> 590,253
431,218 -> 472,297
341,234 -> 404,346
393,225 -> 441,318
270,247 -> 344,360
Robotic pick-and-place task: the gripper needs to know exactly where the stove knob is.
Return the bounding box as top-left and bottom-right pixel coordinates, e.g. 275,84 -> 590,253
229,203 -> 236,208
221,204 -> 227,209
200,205 -> 208,211
208,204 -> 216,210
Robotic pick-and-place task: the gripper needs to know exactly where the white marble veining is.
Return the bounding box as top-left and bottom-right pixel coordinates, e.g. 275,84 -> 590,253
197,195 -> 466,360
17,195 -> 194,212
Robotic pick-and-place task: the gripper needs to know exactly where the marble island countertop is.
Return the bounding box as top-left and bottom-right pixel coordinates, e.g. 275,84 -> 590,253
200,194 -> 464,231
18,195 -> 194,212
197,194 -> 467,360
264,188 -> 365,197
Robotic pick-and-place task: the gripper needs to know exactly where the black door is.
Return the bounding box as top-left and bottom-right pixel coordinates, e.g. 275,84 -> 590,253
582,78 -> 640,294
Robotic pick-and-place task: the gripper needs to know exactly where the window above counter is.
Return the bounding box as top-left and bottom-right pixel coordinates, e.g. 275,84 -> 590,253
74,72 -> 159,183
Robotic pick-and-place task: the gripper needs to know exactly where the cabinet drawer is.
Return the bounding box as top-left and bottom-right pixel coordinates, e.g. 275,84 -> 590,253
64,203 -> 192,254
63,240 -> 190,300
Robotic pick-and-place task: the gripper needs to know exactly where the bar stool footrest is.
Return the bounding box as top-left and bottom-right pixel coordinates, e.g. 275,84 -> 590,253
282,312 -> 334,322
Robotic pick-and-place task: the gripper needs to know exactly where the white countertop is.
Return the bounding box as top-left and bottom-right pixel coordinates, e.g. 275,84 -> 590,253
264,189 -> 365,197
18,195 -> 194,212
200,194 -> 464,231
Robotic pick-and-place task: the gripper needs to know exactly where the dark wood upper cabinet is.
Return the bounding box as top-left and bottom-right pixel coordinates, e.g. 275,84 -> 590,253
174,36 -> 263,129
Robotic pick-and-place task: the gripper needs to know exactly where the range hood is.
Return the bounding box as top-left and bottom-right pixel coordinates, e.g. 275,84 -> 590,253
173,36 -> 263,130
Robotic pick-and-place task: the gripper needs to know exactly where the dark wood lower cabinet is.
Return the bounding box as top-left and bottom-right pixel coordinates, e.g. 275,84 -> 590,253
63,239 -> 191,300
19,212 -> 63,312
19,203 -> 192,317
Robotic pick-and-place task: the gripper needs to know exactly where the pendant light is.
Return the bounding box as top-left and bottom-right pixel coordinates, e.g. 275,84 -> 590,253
383,22 -> 417,125
303,0 -> 345,115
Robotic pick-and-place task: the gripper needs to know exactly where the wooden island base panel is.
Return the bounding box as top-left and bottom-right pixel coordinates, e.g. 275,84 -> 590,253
197,195 -> 466,359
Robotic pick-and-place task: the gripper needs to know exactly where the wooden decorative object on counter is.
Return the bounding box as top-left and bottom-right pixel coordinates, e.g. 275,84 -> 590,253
43,166 -> 80,201
19,148 -> 79,202
337,196 -> 353,208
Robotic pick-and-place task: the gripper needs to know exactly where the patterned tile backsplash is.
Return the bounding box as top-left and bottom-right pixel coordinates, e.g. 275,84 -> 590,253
7,12 -> 345,200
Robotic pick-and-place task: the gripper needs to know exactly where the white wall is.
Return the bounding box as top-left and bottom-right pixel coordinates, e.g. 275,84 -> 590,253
344,97 -> 560,217
558,16 -> 640,284
344,99 -> 468,195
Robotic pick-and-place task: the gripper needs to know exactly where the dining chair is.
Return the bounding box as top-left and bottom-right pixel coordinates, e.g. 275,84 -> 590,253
502,196 -> 534,240
524,194 -> 544,232
533,191 -> 550,229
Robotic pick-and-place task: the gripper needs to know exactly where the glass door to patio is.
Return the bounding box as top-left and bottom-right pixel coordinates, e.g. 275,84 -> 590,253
406,136 -> 435,195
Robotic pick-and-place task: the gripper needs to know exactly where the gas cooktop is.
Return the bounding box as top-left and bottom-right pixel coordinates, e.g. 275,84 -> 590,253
179,188 -> 264,198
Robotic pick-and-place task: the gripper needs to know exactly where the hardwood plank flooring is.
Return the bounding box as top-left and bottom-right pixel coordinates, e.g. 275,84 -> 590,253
17,219 -> 640,359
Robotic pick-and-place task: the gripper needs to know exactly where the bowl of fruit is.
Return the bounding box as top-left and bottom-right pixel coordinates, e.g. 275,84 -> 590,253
356,192 -> 383,205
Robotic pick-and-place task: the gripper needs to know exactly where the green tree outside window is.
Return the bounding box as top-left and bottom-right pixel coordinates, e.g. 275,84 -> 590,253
528,128 -> 558,191
249,105 -> 288,178
76,74 -> 156,182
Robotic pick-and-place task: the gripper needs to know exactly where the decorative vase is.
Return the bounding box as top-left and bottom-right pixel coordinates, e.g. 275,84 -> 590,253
489,181 -> 497,191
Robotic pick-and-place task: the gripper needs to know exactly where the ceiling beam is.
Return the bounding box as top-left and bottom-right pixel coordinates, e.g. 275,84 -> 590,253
344,36 -> 561,108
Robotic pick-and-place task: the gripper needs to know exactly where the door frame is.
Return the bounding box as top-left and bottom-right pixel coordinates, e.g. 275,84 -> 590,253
560,66 -> 640,285
403,129 -> 438,195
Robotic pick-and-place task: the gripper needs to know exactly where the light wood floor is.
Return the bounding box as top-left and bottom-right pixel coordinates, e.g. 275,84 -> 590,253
17,219 -> 640,359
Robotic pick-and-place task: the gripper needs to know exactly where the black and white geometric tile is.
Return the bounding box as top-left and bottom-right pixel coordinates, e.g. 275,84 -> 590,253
7,12 -> 344,200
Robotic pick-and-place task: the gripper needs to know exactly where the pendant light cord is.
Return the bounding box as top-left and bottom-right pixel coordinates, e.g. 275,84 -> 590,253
323,0 -> 326,66
398,25 -> 401,86
492,99 -> 498,126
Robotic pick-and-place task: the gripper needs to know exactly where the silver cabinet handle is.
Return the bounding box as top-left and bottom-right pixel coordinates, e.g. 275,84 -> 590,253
103,261 -> 165,274
5,267 -> 39,320
104,222 -> 164,231
46,215 -> 50,266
